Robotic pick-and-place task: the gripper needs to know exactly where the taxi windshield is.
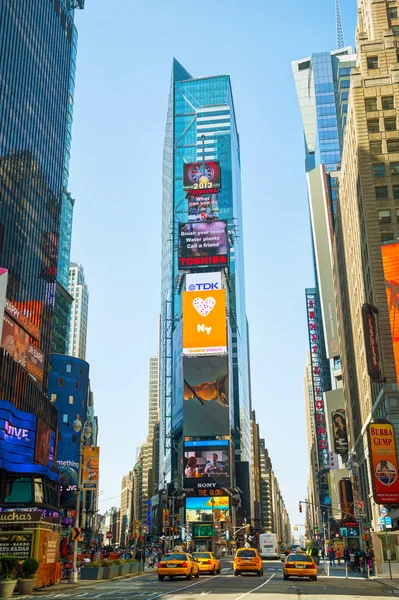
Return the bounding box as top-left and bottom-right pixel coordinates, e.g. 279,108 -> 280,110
163,554 -> 187,561
193,553 -> 212,559
287,554 -> 313,563
237,550 -> 256,558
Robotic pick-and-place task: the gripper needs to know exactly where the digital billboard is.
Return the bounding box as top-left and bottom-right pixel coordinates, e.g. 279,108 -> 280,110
186,272 -> 222,293
331,409 -> 348,456
35,419 -> 52,467
188,193 -> 219,223
171,322 -> 183,433
1,314 -> 44,389
82,446 -> 100,490
178,222 -> 228,270
182,289 -> 227,355
184,440 -> 230,488
0,399 -> 57,481
381,243 -> 399,381
185,495 -> 230,522
368,420 -> 399,504
183,356 -> 229,437
183,161 -> 221,191
0,269 -> 7,341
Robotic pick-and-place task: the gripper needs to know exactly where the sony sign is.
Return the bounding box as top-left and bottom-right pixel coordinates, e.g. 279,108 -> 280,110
196,482 -> 218,489
186,272 -> 222,292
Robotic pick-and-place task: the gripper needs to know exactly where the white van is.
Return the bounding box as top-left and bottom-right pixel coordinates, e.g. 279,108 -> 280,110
259,533 -> 279,559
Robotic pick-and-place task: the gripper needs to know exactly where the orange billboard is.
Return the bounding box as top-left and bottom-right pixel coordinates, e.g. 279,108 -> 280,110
382,243 -> 399,380
82,446 -> 99,490
182,290 -> 227,355
368,421 -> 399,504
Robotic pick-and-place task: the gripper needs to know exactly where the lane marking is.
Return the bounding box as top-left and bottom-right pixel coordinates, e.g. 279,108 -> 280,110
137,578 -> 214,600
234,573 -> 275,600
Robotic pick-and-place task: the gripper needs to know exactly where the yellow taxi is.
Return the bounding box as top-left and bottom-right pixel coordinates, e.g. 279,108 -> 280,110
283,553 -> 317,581
192,551 -> 221,575
234,548 -> 263,576
157,552 -> 200,581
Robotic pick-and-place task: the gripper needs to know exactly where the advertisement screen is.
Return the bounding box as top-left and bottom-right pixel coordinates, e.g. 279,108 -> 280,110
362,304 -> 381,380
184,440 -> 229,488
172,322 -> 183,433
183,161 -> 221,191
1,315 -> 44,389
338,478 -> 354,520
0,399 -> 57,481
58,464 -> 78,508
186,272 -> 222,293
382,243 -> 399,381
185,495 -> 230,522
35,419 -> 51,467
0,533 -> 32,559
368,421 -> 399,504
182,290 -> 227,355
178,222 -> 228,270
331,409 -> 348,456
188,194 -> 219,223
82,446 -> 100,490
183,356 -> 229,437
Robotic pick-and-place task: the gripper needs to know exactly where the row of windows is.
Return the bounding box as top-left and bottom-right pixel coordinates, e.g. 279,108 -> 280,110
370,139 -> 399,153
378,208 -> 399,223
375,184 -> 399,199
381,232 -> 397,242
53,363 -> 85,376
57,377 -> 80,389
366,96 -> 395,111
373,162 -> 399,177
367,117 -> 397,132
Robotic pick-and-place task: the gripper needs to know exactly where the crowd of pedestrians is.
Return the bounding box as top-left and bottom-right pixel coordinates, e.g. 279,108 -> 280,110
325,545 -> 374,573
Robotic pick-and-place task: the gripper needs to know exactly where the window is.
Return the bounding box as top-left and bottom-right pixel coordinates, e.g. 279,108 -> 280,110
373,163 -> 386,177
376,186 -> 389,199
80,367 -> 84,376
382,96 -> 395,110
370,141 -> 383,153
379,209 -> 391,224
365,97 -> 378,111
388,140 -> 399,152
392,25 -> 399,35
298,60 -> 310,71
76,381 -> 80,390
391,162 -> 399,174
342,92 -> 349,100
339,67 -> 352,76
50,393 -> 57,403
388,6 -> 398,19
58,378 -> 64,387
394,184 -> 399,198
340,80 -> 350,89
4,477 -> 31,503
66,364 -> 72,374
68,396 -> 74,404
367,56 -> 378,69
396,209 -> 399,220
62,413 -> 69,424
385,117 -> 397,131
381,232 -> 395,242
34,479 -> 44,504
368,119 -> 380,132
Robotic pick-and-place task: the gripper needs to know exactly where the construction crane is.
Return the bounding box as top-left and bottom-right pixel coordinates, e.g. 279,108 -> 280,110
335,0 -> 345,49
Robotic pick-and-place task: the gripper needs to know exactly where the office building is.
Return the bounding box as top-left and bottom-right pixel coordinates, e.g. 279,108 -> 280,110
68,263 -> 89,360
160,61 -> 252,540
120,471 -> 134,547
333,0 -> 399,545
148,355 -> 159,438
0,0 -> 84,513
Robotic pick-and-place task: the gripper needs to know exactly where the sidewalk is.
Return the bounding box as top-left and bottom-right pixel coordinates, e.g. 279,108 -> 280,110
372,577 -> 399,594
319,561 -> 366,579
32,567 -> 157,594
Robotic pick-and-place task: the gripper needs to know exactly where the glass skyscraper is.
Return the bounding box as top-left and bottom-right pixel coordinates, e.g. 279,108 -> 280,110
160,60 -> 251,490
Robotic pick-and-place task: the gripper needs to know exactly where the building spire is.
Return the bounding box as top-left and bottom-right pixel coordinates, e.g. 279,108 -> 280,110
335,0 -> 345,49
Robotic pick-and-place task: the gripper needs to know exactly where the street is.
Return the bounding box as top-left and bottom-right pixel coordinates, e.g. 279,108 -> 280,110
31,559 -> 394,600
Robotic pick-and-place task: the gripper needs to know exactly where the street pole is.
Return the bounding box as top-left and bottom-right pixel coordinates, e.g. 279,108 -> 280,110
384,522 -> 393,580
171,496 -> 175,551
71,435 -> 83,584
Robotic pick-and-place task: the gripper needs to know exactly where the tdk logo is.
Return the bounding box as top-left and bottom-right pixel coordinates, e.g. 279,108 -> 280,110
188,282 -> 219,291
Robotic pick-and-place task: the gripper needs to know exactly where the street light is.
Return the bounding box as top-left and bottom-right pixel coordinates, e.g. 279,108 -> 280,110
71,416 -> 92,584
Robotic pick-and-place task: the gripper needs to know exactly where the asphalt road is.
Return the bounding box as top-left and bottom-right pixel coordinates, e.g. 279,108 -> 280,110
31,559 -> 394,600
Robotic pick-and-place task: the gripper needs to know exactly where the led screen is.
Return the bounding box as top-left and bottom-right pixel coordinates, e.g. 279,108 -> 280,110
183,161 -> 221,191
185,495 -> 230,522
178,222 -> 228,270
188,194 -> 219,223
184,440 -> 229,488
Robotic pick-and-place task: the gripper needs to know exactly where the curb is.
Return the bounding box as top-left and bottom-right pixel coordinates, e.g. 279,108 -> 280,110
372,578 -> 399,594
32,569 -> 157,594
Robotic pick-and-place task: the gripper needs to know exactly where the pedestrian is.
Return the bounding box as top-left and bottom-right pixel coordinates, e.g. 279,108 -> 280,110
328,547 -> 336,567
354,550 -> 360,572
349,550 -> 355,571
359,549 -> 366,573
336,549 -> 341,565
366,548 -> 374,575
142,549 -> 146,569
321,547 -> 325,562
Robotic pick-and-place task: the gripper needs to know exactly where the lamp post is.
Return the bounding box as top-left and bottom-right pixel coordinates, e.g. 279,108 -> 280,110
71,415 -> 92,584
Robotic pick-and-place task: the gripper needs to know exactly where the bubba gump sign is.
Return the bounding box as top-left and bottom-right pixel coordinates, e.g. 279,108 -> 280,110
368,420 -> 399,504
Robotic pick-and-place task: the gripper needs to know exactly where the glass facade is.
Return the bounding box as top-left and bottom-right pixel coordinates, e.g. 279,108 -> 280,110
160,60 -> 251,486
0,0 -> 77,384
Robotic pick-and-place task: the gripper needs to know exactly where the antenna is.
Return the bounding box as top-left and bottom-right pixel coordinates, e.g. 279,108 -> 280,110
335,0 -> 345,49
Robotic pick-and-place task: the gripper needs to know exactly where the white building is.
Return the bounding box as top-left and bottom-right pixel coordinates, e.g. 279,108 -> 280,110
68,263 -> 89,360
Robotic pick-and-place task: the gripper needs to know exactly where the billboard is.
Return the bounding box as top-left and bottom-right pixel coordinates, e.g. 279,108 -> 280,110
5,299 -> 40,341
362,304 -> 381,380
82,446 -> 99,490
186,272 -> 222,293
307,166 -> 340,358
184,440 -> 230,488
1,314 -> 44,389
171,322 -> 183,433
35,419 -> 52,467
183,356 -> 229,437
183,161 -> 221,191
188,194 -> 219,222
338,478 -> 354,520
185,495 -> 230,522
178,222 -> 228,270
182,289 -> 227,355
0,269 -> 7,341
368,421 -> 399,504
0,399 -> 57,480
381,243 -> 399,381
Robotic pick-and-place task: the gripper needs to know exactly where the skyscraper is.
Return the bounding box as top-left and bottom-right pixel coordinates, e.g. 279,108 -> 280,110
148,355 -> 159,438
68,263 -> 89,360
160,60 -> 252,540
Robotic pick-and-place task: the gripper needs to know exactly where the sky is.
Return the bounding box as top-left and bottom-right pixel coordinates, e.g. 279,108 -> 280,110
68,0 -> 358,527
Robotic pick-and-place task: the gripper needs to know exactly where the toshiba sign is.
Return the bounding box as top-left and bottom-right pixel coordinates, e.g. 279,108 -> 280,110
178,222 -> 228,271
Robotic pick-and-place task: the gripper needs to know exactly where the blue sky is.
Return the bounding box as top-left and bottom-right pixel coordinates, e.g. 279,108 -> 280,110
68,0 -> 358,526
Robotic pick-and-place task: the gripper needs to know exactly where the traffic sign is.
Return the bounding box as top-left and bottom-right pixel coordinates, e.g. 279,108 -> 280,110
141,525 -> 149,534
380,516 -> 392,529
355,500 -> 364,510
106,531 -> 113,540
72,527 -> 82,541
381,507 -> 388,517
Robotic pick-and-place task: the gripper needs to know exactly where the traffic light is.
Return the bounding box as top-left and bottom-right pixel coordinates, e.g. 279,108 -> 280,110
134,520 -> 139,531
163,509 -> 169,524
299,502 -> 302,513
